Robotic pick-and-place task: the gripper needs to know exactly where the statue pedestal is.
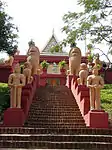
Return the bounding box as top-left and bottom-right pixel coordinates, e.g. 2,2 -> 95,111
66,75 -> 77,89
3,108 -> 25,127
85,110 -> 108,128
80,97 -> 90,116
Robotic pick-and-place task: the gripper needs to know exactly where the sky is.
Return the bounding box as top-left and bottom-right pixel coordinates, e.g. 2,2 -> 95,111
0,0 -> 111,62
4,0 -> 82,54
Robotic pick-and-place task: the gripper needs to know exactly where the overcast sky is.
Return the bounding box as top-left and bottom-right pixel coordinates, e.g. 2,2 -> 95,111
0,0 -> 111,62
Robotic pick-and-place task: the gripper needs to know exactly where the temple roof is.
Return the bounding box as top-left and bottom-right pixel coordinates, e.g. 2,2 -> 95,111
42,30 -> 59,53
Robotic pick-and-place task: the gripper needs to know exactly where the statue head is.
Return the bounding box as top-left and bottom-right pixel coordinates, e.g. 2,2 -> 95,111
28,46 -> 40,55
96,53 -> 100,59
14,63 -> 20,73
69,47 -> 81,58
80,63 -> 87,70
24,62 -> 32,69
92,67 -> 99,75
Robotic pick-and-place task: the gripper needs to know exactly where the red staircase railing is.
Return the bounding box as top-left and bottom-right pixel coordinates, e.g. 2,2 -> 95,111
66,75 -> 109,128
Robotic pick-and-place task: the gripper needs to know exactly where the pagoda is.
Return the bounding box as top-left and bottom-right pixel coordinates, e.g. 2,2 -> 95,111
14,29 -> 87,65
14,30 -> 69,64
42,29 -> 59,53
40,29 -> 68,63
40,30 -> 68,74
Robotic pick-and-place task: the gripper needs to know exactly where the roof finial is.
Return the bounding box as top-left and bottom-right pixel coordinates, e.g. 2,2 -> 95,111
52,28 -> 54,35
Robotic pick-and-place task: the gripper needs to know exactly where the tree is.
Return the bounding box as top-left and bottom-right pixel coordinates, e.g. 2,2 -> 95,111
0,1 -> 18,55
62,0 -> 112,54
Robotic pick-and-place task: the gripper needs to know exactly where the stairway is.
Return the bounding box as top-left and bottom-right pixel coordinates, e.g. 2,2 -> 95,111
25,85 -> 86,128
0,85 -> 112,149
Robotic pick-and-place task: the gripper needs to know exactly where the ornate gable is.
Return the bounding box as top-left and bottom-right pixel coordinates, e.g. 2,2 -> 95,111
42,31 -> 58,52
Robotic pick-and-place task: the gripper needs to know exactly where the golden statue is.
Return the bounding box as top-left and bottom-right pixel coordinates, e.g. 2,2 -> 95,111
69,47 -> 82,75
77,63 -> 88,85
23,62 -> 33,84
87,67 -> 104,110
27,46 -> 40,75
93,53 -> 102,70
8,63 -> 25,108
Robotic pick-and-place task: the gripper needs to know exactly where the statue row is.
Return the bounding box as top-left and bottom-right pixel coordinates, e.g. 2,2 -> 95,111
68,47 -> 104,111
8,46 -> 40,108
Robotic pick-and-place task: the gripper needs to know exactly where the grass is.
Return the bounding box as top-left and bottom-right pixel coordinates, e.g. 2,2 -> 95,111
0,83 -> 10,114
101,84 -> 112,119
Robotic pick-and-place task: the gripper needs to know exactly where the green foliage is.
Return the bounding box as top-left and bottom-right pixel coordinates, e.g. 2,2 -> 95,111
87,44 -> 93,50
62,0 -> 112,53
58,60 -> 66,68
88,54 -> 94,62
0,83 -> 10,114
40,60 -> 49,69
0,1 -> 18,54
101,84 -> 112,118
49,44 -> 63,53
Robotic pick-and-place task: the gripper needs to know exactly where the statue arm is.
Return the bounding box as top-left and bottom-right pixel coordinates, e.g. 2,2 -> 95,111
87,76 -> 93,88
21,75 -> 25,87
27,69 -> 32,83
23,70 -> 26,85
27,56 -> 31,62
99,77 -> 104,88
8,75 -> 13,87
18,75 -> 25,87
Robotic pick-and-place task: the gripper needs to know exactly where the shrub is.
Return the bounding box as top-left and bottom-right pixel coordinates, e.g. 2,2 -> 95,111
40,60 -> 49,69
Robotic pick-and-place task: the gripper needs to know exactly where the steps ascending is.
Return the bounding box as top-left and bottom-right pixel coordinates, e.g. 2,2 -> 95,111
0,85 -> 112,149
25,85 -> 86,128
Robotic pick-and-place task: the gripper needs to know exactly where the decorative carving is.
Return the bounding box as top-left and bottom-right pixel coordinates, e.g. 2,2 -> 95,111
8,63 -> 25,108
23,62 -> 33,84
69,47 -> 82,75
42,34 -> 58,53
27,46 -> 40,75
77,63 -> 88,85
87,67 -> 104,110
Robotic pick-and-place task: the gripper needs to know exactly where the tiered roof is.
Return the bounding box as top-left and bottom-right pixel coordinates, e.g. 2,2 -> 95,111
41,29 -> 68,56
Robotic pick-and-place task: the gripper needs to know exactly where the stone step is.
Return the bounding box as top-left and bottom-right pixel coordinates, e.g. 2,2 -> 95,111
37,96 -> 74,99
31,101 -> 79,109
28,110 -> 81,114
0,134 -> 111,143
0,141 -> 111,149
25,124 -> 86,128
29,108 -> 80,111
28,113 -> 82,117
31,103 -> 78,106
0,128 -> 111,135
27,114 -> 82,118
26,121 -> 85,125
28,111 -> 81,115
27,116 -> 83,119
26,118 -> 85,123
30,108 -> 79,111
